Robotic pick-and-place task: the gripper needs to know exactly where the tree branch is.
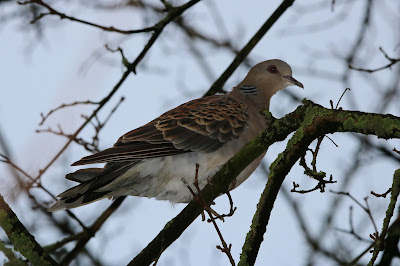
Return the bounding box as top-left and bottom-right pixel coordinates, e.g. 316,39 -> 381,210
128,99 -> 400,265
18,0 -> 155,34
0,194 -> 58,266
349,47 -> 400,73
368,169 -> 400,266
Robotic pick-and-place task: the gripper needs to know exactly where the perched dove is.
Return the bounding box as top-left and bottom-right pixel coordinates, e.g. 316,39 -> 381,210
49,59 -> 303,211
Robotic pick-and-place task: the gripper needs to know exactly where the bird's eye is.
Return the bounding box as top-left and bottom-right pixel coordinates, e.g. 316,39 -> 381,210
267,65 -> 278,74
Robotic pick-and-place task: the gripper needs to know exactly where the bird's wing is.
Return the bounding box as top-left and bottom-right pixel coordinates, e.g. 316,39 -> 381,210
72,95 -> 249,166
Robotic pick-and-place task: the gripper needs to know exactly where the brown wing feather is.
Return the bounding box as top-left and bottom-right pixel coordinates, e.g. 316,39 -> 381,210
72,95 -> 248,166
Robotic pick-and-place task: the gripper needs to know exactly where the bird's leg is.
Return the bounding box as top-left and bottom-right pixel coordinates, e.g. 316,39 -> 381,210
182,164 -> 207,221
182,179 -> 204,221
191,165 -> 235,264
192,164 -> 229,222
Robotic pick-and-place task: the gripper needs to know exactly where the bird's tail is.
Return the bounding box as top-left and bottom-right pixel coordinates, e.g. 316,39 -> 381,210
48,174 -> 109,212
48,162 -> 136,212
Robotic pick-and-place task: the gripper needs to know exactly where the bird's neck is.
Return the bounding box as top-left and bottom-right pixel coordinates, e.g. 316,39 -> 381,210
229,84 -> 275,111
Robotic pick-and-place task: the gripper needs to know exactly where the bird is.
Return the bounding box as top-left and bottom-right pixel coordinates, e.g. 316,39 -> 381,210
49,59 -> 303,211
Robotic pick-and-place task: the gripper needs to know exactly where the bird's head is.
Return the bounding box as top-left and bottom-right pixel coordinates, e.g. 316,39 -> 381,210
242,59 -> 303,94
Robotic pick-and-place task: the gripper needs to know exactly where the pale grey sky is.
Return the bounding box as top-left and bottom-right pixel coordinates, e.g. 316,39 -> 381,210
1,0 -> 399,265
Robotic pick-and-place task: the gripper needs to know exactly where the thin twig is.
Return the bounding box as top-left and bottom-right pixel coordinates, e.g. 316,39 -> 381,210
335,88 -> 351,109
335,206 -> 372,242
206,191 -> 237,222
105,45 -> 130,68
18,0 -> 155,34
39,100 -> 100,126
293,151 -> 336,194
371,188 -> 392,198
349,47 -> 400,73
330,191 -> 379,234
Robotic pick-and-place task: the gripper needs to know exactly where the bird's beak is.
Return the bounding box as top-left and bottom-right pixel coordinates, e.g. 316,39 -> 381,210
284,75 -> 304,89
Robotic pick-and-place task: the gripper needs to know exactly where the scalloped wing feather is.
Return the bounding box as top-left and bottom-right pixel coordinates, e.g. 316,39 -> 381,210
72,95 -> 248,166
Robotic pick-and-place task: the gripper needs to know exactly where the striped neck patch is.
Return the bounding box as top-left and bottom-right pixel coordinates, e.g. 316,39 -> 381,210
239,85 -> 259,95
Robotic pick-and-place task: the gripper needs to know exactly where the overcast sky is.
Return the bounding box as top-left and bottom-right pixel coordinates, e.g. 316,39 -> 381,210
1,0 -> 399,265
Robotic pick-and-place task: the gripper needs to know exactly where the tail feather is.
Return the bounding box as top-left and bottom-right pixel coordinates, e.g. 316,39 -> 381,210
66,168 -> 104,183
48,191 -> 109,211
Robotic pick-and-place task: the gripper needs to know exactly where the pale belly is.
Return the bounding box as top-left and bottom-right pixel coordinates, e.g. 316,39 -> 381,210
100,148 -> 266,203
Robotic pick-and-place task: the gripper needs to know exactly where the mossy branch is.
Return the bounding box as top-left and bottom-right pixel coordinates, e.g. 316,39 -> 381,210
368,169 -> 400,266
0,240 -> 26,265
239,100 -> 400,265
128,99 -> 400,266
0,195 -> 58,266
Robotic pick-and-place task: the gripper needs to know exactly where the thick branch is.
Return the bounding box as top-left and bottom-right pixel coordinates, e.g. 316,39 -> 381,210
239,123 -> 317,265
239,100 -> 400,265
0,194 -> 58,266
129,99 -> 400,265
368,169 -> 400,266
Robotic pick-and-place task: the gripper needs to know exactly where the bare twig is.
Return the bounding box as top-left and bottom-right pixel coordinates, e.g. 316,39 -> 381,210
325,135 -> 338,147
349,47 -> 400,73
292,175 -> 336,194
105,45 -> 130,68
39,100 -> 100,126
335,88 -> 351,109
330,191 -> 379,234
335,206 -> 372,242
292,149 -> 336,194
206,191 -> 237,223
18,0 -> 154,34
371,188 -> 392,198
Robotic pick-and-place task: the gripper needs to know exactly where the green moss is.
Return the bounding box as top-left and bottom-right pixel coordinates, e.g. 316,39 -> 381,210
0,210 -> 16,233
340,112 -> 400,139
262,109 -> 273,119
342,117 -> 355,130
0,206 -> 53,265
163,218 -> 175,229
10,232 -> 51,266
